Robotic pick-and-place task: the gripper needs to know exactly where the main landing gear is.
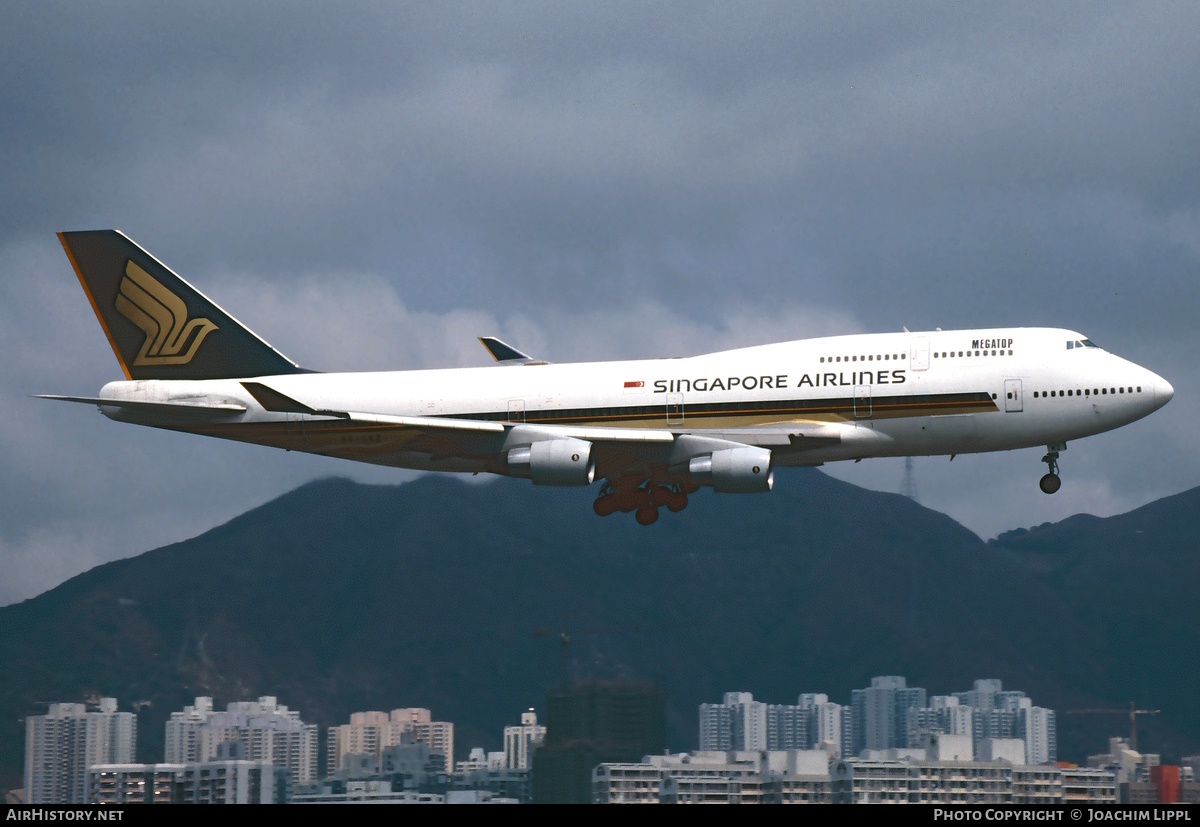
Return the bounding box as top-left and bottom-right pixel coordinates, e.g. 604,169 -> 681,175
1039,443 -> 1065,494
593,479 -> 697,525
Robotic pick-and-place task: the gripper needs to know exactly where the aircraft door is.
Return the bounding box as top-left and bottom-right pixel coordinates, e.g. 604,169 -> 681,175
507,399 -> 525,423
910,337 -> 929,371
666,393 -> 684,425
1004,379 -> 1023,412
853,385 -> 872,418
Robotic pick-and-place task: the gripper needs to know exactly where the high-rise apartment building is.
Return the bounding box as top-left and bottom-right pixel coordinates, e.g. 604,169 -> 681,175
703,677 -> 1054,769
766,704 -> 808,750
390,708 -> 455,774
799,694 -> 845,758
907,696 -> 975,748
327,708 -> 455,776
699,692 -> 767,751
504,709 -> 546,770
164,696 -> 213,765
699,701 -> 734,751
1020,704 -> 1057,765
164,696 -> 318,784
953,679 -> 1056,764
851,676 -> 926,755
532,680 -> 666,805
24,698 -> 136,804
89,760 -> 289,804
702,692 -> 845,757
327,711 -> 392,776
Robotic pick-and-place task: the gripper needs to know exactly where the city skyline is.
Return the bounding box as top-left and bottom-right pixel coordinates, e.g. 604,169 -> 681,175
22,682 -> 1196,805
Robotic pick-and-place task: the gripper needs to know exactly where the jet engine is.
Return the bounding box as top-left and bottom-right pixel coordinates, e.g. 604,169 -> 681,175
507,438 -> 596,486
688,446 -> 774,493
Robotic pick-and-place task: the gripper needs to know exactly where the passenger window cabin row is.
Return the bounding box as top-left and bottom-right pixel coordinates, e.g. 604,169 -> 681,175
934,350 -> 1014,358
1033,387 -> 1141,398
818,349 -> 1016,363
819,354 -> 905,363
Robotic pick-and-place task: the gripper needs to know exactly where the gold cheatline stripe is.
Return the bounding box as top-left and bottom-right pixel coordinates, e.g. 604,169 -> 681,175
178,394 -> 997,438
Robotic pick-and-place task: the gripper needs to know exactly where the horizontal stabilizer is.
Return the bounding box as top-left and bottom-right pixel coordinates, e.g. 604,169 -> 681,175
34,394 -> 246,417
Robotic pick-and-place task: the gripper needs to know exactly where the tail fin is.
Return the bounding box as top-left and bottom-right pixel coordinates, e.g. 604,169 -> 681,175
58,230 -> 305,380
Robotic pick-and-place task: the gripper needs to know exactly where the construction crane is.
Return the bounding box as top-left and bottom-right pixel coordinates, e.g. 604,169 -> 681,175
531,629 -> 573,688
531,624 -> 650,688
1066,702 -> 1161,752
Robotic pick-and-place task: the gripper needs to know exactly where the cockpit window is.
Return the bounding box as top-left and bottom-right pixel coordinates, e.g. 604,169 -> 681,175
1066,339 -> 1099,350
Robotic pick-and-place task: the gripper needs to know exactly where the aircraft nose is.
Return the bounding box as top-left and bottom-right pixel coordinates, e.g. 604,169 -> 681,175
1155,376 -> 1174,409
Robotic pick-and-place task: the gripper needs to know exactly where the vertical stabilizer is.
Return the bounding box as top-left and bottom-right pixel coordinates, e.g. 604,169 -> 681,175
58,230 -> 304,380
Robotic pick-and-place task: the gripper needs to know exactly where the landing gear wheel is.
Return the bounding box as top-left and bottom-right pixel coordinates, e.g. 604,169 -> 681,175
635,505 -> 660,526
593,496 -> 619,517
616,490 -> 642,513
650,486 -> 673,508
1039,444 -> 1064,495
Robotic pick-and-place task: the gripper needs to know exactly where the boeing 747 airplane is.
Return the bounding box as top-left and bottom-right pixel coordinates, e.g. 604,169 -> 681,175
42,230 -> 1174,525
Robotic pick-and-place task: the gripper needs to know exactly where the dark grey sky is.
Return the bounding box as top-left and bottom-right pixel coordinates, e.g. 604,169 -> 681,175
3,2 -> 1197,605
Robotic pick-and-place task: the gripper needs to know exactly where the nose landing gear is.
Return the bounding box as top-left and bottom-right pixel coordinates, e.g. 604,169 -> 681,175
1039,444 -> 1065,494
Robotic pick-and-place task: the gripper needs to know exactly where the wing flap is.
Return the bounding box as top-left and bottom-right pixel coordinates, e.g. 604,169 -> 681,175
337,416 -> 681,442
505,423 -> 675,444
344,411 -> 506,434
686,425 -> 843,448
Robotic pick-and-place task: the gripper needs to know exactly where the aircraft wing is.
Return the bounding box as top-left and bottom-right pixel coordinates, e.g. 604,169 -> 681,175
241,381 -> 838,451
324,420 -> 839,485
45,381 -> 847,474
297,413 -> 840,480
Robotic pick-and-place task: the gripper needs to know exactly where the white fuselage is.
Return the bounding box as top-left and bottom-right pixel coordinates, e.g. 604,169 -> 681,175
95,327 -> 1172,477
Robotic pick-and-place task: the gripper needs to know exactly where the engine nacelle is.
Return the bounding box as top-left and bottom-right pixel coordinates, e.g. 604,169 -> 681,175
688,446 -> 774,493
507,438 -> 595,486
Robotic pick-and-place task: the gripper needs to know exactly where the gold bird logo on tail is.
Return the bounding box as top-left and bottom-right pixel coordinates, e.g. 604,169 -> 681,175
115,260 -> 218,366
